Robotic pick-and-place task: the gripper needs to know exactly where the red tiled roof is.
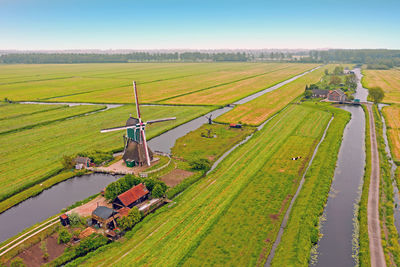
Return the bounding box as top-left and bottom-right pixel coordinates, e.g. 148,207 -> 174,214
117,183 -> 149,207
60,214 -> 68,220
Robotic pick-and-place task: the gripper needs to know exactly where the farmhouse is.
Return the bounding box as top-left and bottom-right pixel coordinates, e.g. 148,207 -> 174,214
91,206 -> 117,229
328,89 -> 347,102
113,183 -> 150,209
311,89 -> 329,98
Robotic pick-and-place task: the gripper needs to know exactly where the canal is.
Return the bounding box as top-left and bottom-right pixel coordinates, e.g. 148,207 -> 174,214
311,68 -> 367,266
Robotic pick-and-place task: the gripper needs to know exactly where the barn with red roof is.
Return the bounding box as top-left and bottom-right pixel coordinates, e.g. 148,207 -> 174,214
112,183 -> 149,209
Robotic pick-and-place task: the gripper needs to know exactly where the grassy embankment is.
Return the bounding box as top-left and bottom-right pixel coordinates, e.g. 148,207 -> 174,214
373,105 -> 400,266
358,104 -> 372,267
63,104 -> 332,266
270,103 -> 350,266
362,69 -> 400,104
0,104 -> 213,213
0,63 -> 316,104
215,64 -> 336,126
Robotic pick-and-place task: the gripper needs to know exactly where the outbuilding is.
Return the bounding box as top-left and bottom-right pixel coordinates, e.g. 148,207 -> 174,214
91,206 -> 117,229
113,183 -> 150,209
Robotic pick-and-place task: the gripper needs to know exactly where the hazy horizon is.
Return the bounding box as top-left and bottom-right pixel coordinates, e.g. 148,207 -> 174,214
1,0 -> 399,50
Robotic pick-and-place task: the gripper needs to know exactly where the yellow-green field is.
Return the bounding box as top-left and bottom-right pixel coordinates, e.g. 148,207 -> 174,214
0,63 -> 318,104
215,65 -> 336,125
66,104 -> 333,266
363,69 -> 400,103
383,105 -> 400,163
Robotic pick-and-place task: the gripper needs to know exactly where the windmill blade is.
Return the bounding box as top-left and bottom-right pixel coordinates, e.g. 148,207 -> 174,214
100,125 -> 138,133
140,126 -> 151,166
133,81 -> 141,120
146,117 -> 176,124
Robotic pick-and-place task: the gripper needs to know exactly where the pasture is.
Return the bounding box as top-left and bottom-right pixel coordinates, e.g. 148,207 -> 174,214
0,103 -> 105,134
0,103 -> 212,203
0,63 -> 317,104
363,69 -> 400,103
215,65 -> 336,125
69,104 -> 332,266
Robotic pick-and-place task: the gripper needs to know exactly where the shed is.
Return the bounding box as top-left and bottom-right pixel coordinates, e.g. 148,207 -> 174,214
113,183 -> 149,209
60,214 -> 70,226
75,157 -> 91,169
92,206 -> 117,229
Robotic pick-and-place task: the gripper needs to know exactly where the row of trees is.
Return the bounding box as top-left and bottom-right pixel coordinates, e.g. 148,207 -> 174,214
104,174 -> 167,201
0,52 -> 249,63
308,49 -> 400,69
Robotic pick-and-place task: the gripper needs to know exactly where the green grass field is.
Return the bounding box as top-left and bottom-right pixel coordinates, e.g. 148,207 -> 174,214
171,124 -> 255,162
215,65 -> 337,125
65,104 -> 333,266
0,63 -> 318,104
0,104 -> 105,134
0,103 -> 213,203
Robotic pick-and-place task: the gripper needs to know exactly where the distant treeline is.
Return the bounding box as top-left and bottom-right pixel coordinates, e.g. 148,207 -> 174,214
309,49 -> 400,69
0,52 -> 248,64
1,49 -> 400,69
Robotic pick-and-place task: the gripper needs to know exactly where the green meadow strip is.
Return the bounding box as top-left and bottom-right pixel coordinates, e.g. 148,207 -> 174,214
270,104 -> 350,266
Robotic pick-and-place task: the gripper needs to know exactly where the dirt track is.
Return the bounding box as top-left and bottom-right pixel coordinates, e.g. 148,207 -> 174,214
367,103 -> 386,267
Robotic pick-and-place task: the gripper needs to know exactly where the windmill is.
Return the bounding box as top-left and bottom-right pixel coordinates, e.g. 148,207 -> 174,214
205,114 -> 213,124
100,81 -> 176,167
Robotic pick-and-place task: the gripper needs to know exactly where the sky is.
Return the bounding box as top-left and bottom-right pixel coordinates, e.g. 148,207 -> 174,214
0,0 -> 399,50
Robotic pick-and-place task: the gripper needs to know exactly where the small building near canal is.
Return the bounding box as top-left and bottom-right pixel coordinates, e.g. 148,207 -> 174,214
92,206 -> 117,229
112,183 -> 150,209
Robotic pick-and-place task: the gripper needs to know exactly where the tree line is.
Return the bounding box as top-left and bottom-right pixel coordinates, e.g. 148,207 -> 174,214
308,49 -> 400,69
0,52 -> 248,64
1,49 -> 400,68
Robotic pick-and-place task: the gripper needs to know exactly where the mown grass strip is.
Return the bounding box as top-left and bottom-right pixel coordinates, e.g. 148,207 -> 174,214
270,104 -> 350,266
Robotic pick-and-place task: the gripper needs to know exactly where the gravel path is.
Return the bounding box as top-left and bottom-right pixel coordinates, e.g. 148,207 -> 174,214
367,103 -> 386,267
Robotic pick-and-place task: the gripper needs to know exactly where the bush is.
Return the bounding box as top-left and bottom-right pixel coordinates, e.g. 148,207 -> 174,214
74,233 -> 108,257
117,207 -> 142,230
152,184 -> 165,198
61,155 -> 75,170
189,158 -> 211,171
68,212 -> 83,227
58,228 -> 72,244
10,257 -> 25,267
